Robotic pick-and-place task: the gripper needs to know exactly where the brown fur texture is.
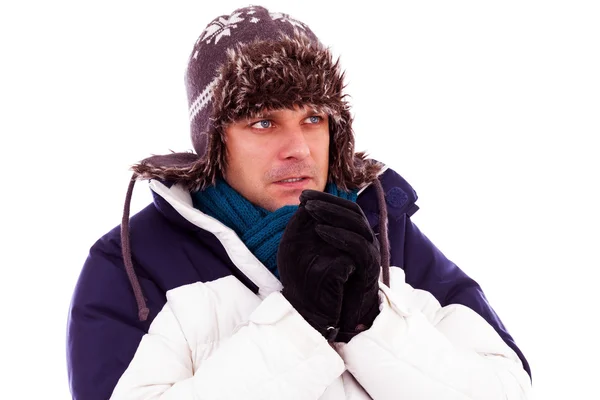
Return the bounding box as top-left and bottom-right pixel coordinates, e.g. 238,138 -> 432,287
131,24 -> 382,192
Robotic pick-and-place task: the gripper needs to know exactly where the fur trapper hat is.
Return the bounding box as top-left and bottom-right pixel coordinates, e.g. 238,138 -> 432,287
122,6 -> 389,321
132,5 -> 382,191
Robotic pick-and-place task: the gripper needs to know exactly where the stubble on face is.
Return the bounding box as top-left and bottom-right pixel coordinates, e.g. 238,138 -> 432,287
256,162 -> 325,211
223,107 -> 330,211
263,162 -> 320,185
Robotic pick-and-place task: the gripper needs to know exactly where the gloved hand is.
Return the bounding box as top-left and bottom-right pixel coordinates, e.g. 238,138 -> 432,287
300,190 -> 381,343
277,192 -> 355,341
278,189 -> 381,342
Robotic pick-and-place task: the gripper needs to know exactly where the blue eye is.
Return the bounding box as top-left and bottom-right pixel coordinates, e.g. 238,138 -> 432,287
307,116 -> 322,124
251,120 -> 272,129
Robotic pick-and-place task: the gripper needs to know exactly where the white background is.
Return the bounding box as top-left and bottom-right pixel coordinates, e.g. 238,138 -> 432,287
1,1 -> 598,398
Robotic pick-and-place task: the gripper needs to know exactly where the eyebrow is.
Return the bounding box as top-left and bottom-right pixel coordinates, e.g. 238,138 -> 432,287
253,108 -> 325,119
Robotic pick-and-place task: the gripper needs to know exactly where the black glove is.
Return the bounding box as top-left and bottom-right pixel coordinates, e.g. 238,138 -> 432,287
277,192 -> 356,341
300,190 -> 381,343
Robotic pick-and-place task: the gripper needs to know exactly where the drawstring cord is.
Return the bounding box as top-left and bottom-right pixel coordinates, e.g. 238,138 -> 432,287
373,178 -> 390,287
121,174 -> 150,322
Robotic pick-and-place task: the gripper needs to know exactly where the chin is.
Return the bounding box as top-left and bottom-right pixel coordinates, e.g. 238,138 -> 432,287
264,181 -> 325,211
261,192 -> 301,211
272,195 -> 302,210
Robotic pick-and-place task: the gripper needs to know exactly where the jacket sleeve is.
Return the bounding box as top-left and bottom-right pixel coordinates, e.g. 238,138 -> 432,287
67,240 -> 158,400
337,282 -> 531,399
335,217 -> 532,399
68,239 -> 344,400
110,290 -> 345,399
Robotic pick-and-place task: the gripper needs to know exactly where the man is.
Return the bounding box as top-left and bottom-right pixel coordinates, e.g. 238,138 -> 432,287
67,5 -> 532,399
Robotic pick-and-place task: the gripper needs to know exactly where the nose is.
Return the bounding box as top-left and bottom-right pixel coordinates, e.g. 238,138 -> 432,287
278,126 -> 310,161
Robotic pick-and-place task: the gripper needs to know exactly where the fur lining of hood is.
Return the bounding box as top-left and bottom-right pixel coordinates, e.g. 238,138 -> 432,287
132,32 -> 382,192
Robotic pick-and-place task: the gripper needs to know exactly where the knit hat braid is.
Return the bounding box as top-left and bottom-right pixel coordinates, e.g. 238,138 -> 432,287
131,5 -> 382,191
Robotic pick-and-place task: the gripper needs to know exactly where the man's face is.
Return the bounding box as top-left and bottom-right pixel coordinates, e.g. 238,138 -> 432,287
223,106 -> 330,211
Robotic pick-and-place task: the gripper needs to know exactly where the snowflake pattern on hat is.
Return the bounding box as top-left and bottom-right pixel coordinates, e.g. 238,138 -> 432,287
269,12 -> 308,31
186,5 -> 323,158
198,12 -> 245,45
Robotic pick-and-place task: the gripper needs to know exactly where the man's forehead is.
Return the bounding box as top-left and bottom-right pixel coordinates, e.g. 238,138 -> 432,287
224,105 -> 332,128
254,106 -> 325,118
245,104 -> 331,119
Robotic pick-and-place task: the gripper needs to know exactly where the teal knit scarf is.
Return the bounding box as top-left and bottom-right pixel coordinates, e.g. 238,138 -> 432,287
192,178 -> 358,278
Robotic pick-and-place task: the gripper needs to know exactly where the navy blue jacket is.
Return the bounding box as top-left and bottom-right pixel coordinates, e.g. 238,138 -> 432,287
67,168 -> 530,399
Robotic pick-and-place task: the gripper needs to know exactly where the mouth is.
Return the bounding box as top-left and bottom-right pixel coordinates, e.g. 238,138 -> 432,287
273,176 -> 312,188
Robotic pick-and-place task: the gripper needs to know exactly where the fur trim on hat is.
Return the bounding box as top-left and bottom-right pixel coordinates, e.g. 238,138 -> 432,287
132,32 -> 382,191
